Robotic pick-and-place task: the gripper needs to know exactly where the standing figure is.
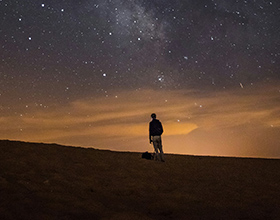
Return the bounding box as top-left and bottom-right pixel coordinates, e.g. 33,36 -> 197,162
149,113 -> 165,162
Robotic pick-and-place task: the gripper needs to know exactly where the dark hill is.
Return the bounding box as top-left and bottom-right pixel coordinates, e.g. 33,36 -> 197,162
0,140 -> 280,219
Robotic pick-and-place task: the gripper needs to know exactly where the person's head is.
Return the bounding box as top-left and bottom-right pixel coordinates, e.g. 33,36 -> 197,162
151,113 -> 156,119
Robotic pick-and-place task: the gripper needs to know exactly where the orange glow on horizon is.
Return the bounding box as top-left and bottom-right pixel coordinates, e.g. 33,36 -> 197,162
1,85 -> 279,158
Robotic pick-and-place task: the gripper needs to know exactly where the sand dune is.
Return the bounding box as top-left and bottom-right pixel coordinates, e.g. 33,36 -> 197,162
0,140 -> 280,219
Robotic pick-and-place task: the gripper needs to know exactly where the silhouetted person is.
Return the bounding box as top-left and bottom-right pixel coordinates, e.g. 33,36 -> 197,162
149,113 -> 165,162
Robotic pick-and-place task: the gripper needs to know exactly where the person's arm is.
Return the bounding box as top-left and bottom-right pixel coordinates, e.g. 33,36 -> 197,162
160,121 -> 163,134
149,122 -> 152,144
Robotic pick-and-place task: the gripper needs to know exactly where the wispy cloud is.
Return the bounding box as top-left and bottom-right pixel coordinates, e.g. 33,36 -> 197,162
1,85 -> 279,157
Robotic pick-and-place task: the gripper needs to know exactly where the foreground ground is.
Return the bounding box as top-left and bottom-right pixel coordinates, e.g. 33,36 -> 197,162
0,140 -> 280,219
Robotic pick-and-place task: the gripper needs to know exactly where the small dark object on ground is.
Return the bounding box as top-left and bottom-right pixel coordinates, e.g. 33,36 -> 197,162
142,151 -> 154,160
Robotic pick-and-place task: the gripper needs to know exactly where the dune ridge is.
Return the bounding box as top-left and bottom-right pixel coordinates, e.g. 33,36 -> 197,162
0,140 -> 280,219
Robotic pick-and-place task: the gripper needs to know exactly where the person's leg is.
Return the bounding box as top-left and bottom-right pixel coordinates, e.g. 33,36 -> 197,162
158,137 -> 165,162
152,136 -> 160,161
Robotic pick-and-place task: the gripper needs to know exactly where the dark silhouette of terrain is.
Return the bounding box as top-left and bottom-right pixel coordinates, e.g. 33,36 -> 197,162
0,140 -> 280,219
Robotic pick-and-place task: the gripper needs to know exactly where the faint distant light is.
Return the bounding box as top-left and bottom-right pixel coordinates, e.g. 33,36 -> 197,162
184,56 -> 188,60
211,36 -> 214,40
158,75 -> 164,82
42,3 -> 45,7
199,105 -> 203,108
28,37 -> 32,40
103,73 -> 107,77
138,37 -> 141,41
109,32 -> 112,35
240,83 -> 244,89
61,9 -> 64,12
19,18 -> 22,21
177,120 -> 180,122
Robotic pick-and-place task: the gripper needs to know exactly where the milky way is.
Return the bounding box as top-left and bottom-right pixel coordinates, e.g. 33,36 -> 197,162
1,0 -> 280,157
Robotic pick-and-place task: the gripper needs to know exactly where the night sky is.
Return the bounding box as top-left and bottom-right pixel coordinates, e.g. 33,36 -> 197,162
1,0 -> 280,158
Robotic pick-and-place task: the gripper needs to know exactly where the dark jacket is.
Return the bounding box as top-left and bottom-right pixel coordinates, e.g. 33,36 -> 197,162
149,119 -> 163,140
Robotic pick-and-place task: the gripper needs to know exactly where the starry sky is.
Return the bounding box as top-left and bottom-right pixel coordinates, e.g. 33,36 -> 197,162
1,0 -> 280,158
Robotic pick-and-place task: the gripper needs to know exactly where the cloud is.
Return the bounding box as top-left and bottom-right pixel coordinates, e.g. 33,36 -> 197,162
1,85 -> 279,157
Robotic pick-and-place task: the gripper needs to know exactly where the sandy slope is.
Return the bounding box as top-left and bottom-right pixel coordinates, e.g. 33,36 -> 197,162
0,140 -> 280,220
